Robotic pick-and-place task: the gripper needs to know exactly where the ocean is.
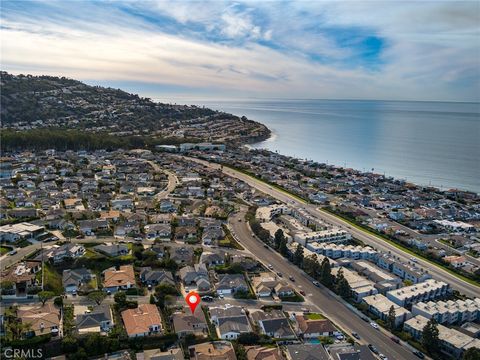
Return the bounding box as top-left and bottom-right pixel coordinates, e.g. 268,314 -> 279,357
165,98 -> 480,192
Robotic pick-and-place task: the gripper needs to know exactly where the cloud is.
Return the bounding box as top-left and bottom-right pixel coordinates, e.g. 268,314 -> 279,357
0,0 -> 478,101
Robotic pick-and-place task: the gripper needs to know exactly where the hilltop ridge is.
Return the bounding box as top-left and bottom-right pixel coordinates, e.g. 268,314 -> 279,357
0,72 -> 270,145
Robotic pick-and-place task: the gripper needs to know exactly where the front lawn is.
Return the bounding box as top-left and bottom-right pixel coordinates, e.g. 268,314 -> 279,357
307,313 -> 326,320
279,292 -> 304,302
39,263 -> 63,295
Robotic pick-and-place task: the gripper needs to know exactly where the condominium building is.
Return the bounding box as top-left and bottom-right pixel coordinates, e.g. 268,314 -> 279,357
412,298 -> 480,325
404,315 -> 480,358
332,267 -> 378,302
351,260 -> 402,294
306,243 -> 377,261
386,279 -> 450,307
294,229 -> 351,246
363,294 -> 412,327
376,254 -> 431,284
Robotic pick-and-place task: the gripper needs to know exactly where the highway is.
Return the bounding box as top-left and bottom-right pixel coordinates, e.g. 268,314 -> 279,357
185,156 -> 480,298
229,207 -> 420,360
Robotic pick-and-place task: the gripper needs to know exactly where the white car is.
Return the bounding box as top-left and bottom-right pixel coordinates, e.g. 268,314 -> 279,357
379,354 -> 388,360
370,322 -> 379,329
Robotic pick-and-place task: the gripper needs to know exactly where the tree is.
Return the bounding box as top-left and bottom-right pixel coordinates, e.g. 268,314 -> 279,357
303,255 -> 320,277
274,229 -> 285,249
149,294 -> 156,304
87,290 -> 106,305
463,347 -> 480,360
279,237 -> 288,256
54,296 -> 64,307
293,244 -> 304,266
114,291 -> 127,306
334,268 -> 351,299
386,305 -> 396,330
154,283 -> 178,308
422,318 -> 440,355
319,257 -> 334,288
38,290 -> 55,305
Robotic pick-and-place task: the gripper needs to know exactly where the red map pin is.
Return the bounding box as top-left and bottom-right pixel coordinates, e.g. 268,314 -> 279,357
186,291 -> 201,314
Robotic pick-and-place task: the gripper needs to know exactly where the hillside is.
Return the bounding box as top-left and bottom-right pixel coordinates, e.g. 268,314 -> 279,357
0,72 -> 270,145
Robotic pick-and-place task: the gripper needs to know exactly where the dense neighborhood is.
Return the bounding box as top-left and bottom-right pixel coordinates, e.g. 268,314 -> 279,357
0,145 -> 479,360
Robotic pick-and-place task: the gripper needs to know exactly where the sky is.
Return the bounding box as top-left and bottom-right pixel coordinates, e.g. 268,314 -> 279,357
1,0 -> 479,102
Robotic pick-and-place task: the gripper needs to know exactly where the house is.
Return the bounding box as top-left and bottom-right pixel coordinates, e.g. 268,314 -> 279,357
170,247 -> 194,265
216,274 -> 249,295
175,226 -> 198,242
76,305 -> 114,334
50,243 -> 86,263
139,268 -> 174,287
144,224 -> 171,241
245,347 -> 283,360
179,264 -> 211,292
209,305 -> 251,340
17,303 -> 61,337
295,315 -> 337,339
274,283 -> 295,298
63,268 -> 95,293
0,260 -> 42,297
103,265 -> 136,293
202,227 -> 225,245
121,304 -> 162,338
94,244 -> 129,257
159,200 -> 176,213
0,222 -> 45,242
200,252 -> 225,267
100,210 -> 121,222
252,273 -> 278,297
188,341 -> 237,360
363,294 -> 412,327
136,348 -> 183,360
250,310 -> 295,339
172,306 -> 209,337
78,219 -> 109,236
111,198 -> 134,211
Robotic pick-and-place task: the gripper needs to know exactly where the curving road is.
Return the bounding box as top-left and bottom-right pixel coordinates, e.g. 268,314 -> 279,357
183,156 -> 479,298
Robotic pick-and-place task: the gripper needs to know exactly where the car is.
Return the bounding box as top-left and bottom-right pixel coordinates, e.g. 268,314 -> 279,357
119,240 -> 127,244
238,219 -> 242,222
264,244 -> 270,249
201,296 -> 214,302
335,334 -> 344,341
368,344 -> 379,354
106,290 -> 111,295
218,294 -> 224,299
8,249 -> 17,256
76,235 -> 84,239
312,281 -> 320,287
361,316 -> 369,322
134,237 -> 143,241
379,354 -> 388,360
268,264 -> 274,269
72,291 -> 77,297
299,290 -> 306,296
412,351 -> 425,359
351,332 -> 360,340
390,336 -> 400,344
147,284 -> 152,290
289,276 -> 295,281
370,321 -> 379,329
277,272 -> 283,277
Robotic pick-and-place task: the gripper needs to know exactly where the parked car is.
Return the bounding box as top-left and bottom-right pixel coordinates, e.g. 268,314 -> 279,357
289,276 -> 295,281
268,264 -> 274,269
370,321 -> 379,329
201,296 -> 214,302
368,344 -> 379,354
277,272 -> 283,277
312,281 -> 320,287
379,354 -> 388,360
8,250 -> 17,256
412,351 -> 425,359
351,332 -> 360,340
391,336 -> 400,344
299,290 -> 306,296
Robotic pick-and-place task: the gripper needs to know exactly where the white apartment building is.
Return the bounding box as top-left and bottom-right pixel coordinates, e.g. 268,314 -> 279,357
404,315 -> 480,358
294,229 -> 351,246
412,298 -> 480,325
306,242 -> 377,261
332,267 -> 378,302
363,294 -> 412,326
256,205 -> 290,222
376,253 -> 431,284
386,279 -> 450,307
